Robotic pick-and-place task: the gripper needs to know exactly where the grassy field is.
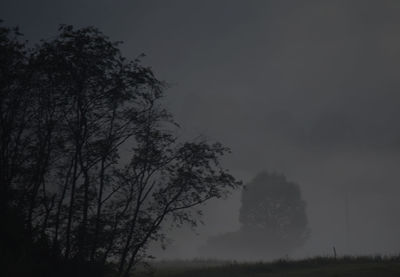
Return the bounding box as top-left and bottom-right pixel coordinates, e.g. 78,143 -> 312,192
135,256 -> 400,277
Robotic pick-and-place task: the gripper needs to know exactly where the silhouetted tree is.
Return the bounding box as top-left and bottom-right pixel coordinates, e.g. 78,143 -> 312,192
239,171 -> 309,252
0,22 -> 240,277
199,171 -> 309,260
0,22 -> 35,275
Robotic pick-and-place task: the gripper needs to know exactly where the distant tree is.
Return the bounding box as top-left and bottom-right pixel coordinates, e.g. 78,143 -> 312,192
239,171 -> 309,252
0,22 -> 241,277
199,171 -> 309,260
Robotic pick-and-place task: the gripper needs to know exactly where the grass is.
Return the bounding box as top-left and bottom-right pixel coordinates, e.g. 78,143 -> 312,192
134,255 -> 400,277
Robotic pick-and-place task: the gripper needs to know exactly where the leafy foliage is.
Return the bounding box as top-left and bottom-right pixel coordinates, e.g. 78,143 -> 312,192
0,22 -> 240,277
239,171 -> 309,249
199,171 -> 308,260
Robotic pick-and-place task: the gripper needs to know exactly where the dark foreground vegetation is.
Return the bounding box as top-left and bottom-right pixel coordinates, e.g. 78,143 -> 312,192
0,21 -> 239,277
135,256 -> 400,277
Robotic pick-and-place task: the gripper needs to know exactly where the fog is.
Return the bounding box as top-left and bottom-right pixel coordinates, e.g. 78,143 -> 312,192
3,0 -> 400,260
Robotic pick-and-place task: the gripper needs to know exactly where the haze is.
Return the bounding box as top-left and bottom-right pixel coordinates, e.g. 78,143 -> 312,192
2,0 -> 400,260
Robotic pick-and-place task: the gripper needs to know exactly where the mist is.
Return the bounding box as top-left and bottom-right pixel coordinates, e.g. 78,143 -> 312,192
3,0 -> 400,261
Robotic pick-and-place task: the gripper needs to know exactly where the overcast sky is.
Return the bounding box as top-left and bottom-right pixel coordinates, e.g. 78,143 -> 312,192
3,0 -> 400,258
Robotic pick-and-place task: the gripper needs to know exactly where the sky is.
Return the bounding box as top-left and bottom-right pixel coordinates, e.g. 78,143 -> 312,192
2,0 -> 400,259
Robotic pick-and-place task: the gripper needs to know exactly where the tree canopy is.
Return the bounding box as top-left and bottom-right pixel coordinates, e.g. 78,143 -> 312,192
239,171 -> 309,249
199,171 -> 309,260
0,22 -> 240,277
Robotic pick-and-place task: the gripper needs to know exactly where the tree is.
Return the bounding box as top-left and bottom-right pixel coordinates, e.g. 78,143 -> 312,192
199,171 -> 309,260
0,22 -> 241,277
0,21 -> 34,275
239,171 -> 309,253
